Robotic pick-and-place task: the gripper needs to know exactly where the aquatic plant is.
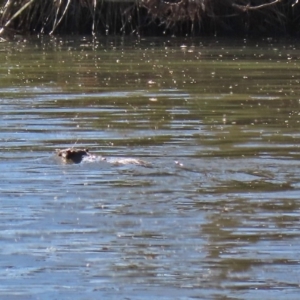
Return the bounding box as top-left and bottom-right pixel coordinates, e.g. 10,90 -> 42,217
0,0 -> 298,36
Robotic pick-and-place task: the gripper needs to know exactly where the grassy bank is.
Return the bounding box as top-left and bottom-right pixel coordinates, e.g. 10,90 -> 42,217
0,0 -> 299,36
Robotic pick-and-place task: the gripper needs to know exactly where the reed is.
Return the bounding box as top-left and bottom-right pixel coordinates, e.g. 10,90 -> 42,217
0,0 -> 297,36
0,0 -> 136,35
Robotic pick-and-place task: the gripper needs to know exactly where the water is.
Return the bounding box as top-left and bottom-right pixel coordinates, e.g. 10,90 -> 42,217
1,36 -> 300,299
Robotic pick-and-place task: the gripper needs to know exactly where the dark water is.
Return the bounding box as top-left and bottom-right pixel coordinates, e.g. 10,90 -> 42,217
1,36 -> 300,299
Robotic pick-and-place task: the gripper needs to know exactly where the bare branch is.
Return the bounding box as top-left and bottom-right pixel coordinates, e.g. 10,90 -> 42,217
232,0 -> 282,12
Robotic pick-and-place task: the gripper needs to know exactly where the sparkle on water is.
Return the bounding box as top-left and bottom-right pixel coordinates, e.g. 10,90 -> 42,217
1,36 -> 300,299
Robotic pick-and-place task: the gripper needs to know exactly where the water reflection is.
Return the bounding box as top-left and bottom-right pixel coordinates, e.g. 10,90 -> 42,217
0,37 -> 300,299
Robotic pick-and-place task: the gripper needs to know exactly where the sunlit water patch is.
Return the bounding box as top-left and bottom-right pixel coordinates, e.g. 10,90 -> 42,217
0,36 -> 300,299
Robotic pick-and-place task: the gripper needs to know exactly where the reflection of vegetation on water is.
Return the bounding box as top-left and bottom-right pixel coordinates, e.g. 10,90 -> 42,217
2,36 -> 300,157
0,0 -> 299,36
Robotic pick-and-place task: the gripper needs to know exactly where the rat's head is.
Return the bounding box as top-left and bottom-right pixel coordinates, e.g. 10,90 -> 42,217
56,148 -> 90,163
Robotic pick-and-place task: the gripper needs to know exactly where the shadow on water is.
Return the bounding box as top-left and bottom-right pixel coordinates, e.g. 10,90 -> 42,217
1,36 -> 300,299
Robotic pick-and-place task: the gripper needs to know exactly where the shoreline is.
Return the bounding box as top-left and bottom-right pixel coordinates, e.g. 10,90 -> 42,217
0,0 -> 298,37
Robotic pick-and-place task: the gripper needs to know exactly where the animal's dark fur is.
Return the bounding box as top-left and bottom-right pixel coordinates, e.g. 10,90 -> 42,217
56,148 -> 90,164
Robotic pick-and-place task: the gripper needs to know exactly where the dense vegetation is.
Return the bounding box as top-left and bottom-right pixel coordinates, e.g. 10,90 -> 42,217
0,0 -> 299,36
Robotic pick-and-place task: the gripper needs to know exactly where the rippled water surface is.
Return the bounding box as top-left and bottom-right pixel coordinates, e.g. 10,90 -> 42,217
1,36 -> 300,299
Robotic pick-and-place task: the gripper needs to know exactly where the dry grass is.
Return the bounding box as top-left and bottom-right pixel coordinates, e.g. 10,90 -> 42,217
0,0 -> 297,36
0,0 -> 136,35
